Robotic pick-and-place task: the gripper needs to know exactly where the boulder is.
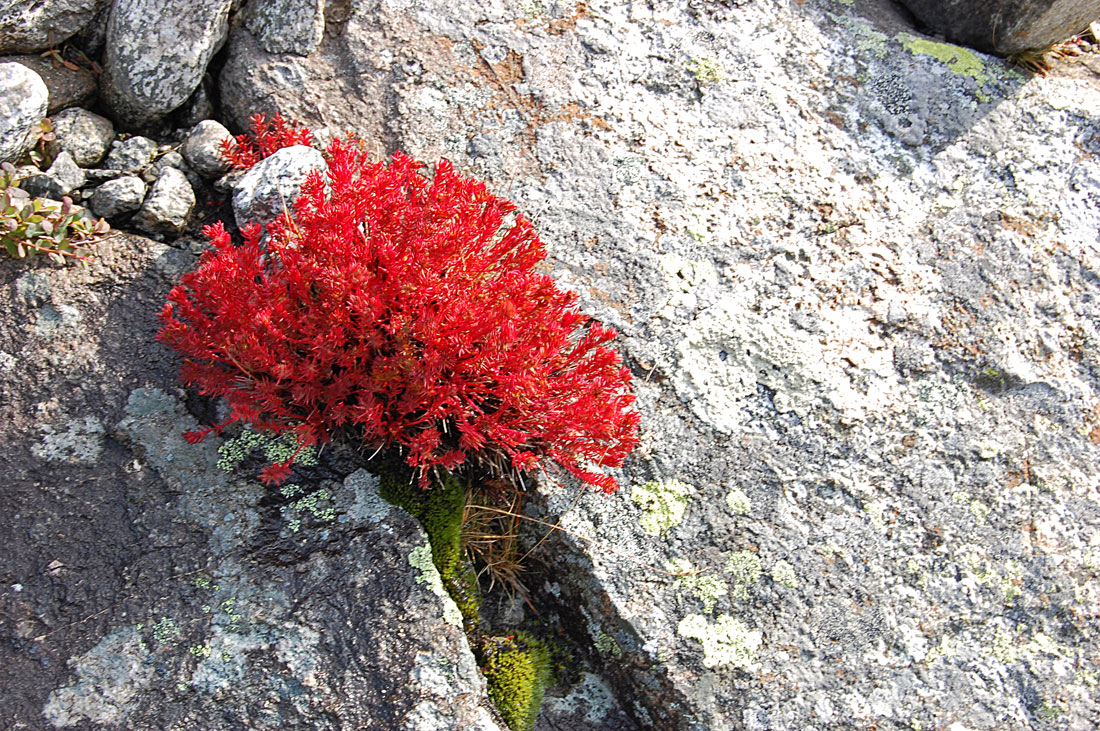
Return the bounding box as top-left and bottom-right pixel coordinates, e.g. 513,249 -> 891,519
0,54 -> 97,114
213,0 -> 1100,728
897,0 -> 1100,54
181,119 -> 233,179
19,150 -> 85,199
88,175 -> 146,218
0,234 -> 506,729
244,0 -> 326,56
0,0 -> 104,55
101,0 -> 233,128
132,166 -> 194,236
0,62 -> 47,163
49,107 -> 114,167
232,144 -> 326,231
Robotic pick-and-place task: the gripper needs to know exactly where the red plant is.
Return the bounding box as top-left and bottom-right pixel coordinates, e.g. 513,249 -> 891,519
219,112 -> 315,170
159,141 -> 640,492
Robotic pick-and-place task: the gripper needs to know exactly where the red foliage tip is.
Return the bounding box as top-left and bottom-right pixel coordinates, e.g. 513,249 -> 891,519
159,138 -> 640,492
259,461 -> 293,487
219,112 -> 315,171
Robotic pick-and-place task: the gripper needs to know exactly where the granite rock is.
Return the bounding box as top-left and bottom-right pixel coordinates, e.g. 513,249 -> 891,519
49,107 -> 114,167
0,54 -> 97,114
132,166 -> 194,236
215,0 -> 1100,727
181,119 -> 232,179
898,0 -> 1100,55
0,62 -> 47,163
88,175 -> 146,218
103,135 -> 158,174
231,144 -> 325,231
101,0 -> 233,128
244,0 -> 326,56
19,150 -> 85,199
0,0 -> 104,55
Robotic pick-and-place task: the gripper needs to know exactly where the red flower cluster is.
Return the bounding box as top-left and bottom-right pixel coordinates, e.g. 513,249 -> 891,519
219,112 -> 315,170
159,141 -> 640,492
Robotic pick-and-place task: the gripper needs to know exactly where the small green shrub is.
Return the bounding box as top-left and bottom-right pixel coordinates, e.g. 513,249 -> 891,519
1,163 -> 109,263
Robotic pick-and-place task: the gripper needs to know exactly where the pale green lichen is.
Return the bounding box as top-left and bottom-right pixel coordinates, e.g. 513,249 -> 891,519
631,479 -> 692,536
923,633 -> 958,665
964,549 -> 1023,603
216,428 -> 317,473
724,551 -> 762,599
1075,668 -> 1098,688
408,543 -> 462,626
986,628 -> 1069,666
151,617 -> 181,646
770,559 -> 798,588
678,614 -> 761,670
685,57 -> 726,84
831,14 -> 889,58
817,539 -> 842,559
281,488 -> 337,532
864,500 -> 888,529
898,33 -> 988,85
669,559 -> 728,613
725,488 -> 751,515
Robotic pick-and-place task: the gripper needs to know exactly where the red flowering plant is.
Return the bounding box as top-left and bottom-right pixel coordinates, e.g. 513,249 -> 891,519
219,112 -> 315,170
158,139 -> 640,492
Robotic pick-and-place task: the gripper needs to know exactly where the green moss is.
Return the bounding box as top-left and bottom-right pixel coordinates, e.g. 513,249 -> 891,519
631,479 -> 692,536
480,632 -> 552,731
379,467 -> 481,625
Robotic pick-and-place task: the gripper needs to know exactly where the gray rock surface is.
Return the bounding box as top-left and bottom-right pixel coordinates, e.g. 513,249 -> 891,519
20,151 -> 85,199
103,135 -> 157,174
0,0 -> 104,54
0,62 -> 47,163
0,235 -> 507,730
181,119 -> 232,179
101,0 -> 233,127
899,0 -> 1099,55
232,144 -> 326,231
49,107 -> 114,167
88,175 -> 146,218
244,0 -> 325,56
217,0 -> 1100,728
132,166 -> 194,236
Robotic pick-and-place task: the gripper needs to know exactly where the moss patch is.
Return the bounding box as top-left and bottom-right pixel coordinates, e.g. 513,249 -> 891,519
479,632 -> 553,731
379,468 -> 481,625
